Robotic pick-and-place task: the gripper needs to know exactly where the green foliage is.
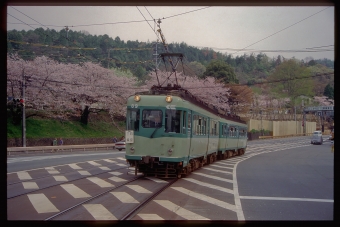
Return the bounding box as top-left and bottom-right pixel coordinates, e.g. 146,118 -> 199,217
7,116 -> 125,139
324,83 -> 334,99
188,61 -> 206,78
203,60 -> 239,84
268,59 -> 314,103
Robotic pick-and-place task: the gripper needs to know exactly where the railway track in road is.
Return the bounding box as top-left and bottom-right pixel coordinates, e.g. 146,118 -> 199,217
48,177 -> 177,220
8,137 -> 316,220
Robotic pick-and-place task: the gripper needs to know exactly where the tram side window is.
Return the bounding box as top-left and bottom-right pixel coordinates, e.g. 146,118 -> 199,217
142,109 -> 162,128
210,120 -> 218,136
127,109 -> 140,131
229,126 -> 234,137
193,115 -> 206,135
165,110 -> 184,133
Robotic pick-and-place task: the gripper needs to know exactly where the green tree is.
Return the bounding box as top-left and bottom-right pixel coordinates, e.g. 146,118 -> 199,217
203,60 -> 239,84
269,59 -> 313,108
323,83 -> 334,99
188,61 -> 206,78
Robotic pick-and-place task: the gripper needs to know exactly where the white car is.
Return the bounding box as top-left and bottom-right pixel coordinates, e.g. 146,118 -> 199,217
311,131 -> 323,145
115,140 -> 125,151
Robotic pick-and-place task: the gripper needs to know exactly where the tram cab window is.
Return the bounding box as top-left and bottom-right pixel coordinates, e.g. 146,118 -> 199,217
127,109 -> 140,131
165,110 -> 186,133
142,109 -> 162,128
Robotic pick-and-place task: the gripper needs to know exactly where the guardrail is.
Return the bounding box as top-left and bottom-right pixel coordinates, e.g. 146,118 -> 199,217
7,143 -> 116,155
259,133 -> 313,139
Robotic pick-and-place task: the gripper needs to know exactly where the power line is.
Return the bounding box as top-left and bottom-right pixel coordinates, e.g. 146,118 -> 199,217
162,7 -> 211,20
231,7 -> 332,55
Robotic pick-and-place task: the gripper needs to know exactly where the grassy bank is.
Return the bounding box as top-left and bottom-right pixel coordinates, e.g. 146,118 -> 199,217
7,115 -> 125,139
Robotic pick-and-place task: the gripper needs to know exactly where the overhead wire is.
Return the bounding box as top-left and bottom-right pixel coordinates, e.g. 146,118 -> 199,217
231,6 -> 332,55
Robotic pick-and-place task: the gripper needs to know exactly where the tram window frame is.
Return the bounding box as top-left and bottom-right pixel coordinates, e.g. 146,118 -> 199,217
193,114 -> 207,135
127,108 -> 140,131
142,109 -> 162,128
165,109 -> 186,134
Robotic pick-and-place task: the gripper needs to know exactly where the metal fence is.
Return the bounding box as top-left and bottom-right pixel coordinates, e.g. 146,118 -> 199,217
7,137 -> 114,147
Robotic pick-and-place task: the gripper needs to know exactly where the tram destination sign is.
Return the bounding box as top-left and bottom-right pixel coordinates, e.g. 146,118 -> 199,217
304,106 -> 334,111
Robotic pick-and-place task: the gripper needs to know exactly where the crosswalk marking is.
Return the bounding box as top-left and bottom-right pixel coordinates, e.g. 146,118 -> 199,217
145,177 -> 168,183
103,159 -> 117,163
172,187 -> 237,212
83,204 -> 117,220
116,157 -> 126,161
45,167 -> 59,174
116,163 -> 127,167
53,176 -> 68,182
27,193 -> 59,213
111,192 -> 139,203
154,200 -> 210,220
203,167 -> 232,174
109,172 -> 123,176
17,171 -> 32,180
210,163 -> 234,170
137,214 -> 164,220
183,178 -> 234,194
69,164 -> 82,170
61,184 -> 91,198
126,185 -> 152,193
78,170 -> 91,176
22,182 -> 39,189
87,177 -> 113,188
192,172 -> 233,183
216,162 -> 235,166
99,167 -> 110,171
88,161 -> 101,166
108,176 -> 127,182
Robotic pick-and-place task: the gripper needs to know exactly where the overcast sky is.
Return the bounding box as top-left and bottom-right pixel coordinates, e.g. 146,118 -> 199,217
7,5 -> 334,61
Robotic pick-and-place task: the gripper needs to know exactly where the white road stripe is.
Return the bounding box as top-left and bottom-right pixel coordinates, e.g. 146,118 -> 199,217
215,162 -> 235,166
239,196 -> 334,203
203,167 -> 232,174
183,178 -> 234,194
116,163 -> 127,167
27,194 -> 59,213
17,171 -> 32,180
154,200 -> 210,220
83,204 -> 117,220
108,176 -> 127,182
78,170 -> 91,176
126,185 -> 152,193
192,172 -> 233,183
88,161 -> 101,166
145,177 -> 168,183
109,171 -> 123,176
87,177 -> 113,188
103,159 -> 117,163
99,167 -> 110,171
61,184 -> 91,198
210,163 -> 234,170
171,187 -> 237,212
233,162 -> 245,220
137,214 -> 164,220
116,157 -> 126,161
111,192 -> 139,203
53,176 -> 68,181
22,182 -> 39,189
45,167 -> 59,174
69,164 -> 82,170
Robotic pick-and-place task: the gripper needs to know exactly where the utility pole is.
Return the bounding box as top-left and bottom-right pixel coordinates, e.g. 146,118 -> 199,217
22,70 -> 26,147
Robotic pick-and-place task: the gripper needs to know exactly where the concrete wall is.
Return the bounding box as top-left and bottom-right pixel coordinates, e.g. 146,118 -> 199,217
247,119 -> 316,136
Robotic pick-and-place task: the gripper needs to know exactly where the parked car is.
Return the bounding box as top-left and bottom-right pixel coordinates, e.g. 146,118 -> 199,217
115,140 -> 125,151
311,131 -> 323,145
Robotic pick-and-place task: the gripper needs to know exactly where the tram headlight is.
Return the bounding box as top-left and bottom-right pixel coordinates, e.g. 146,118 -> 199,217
165,95 -> 172,103
134,95 -> 141,102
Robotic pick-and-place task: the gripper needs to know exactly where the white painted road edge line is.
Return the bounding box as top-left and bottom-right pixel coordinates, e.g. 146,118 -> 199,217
233,161 -> 245,221
239,196 -> 333,203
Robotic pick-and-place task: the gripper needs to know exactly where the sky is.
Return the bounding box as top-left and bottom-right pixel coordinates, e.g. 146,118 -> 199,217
6,5 -> 335,61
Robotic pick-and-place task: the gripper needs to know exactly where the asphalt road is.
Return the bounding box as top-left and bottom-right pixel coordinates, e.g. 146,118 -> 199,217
237,139 -> 334,220
7,137 -> 334,220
